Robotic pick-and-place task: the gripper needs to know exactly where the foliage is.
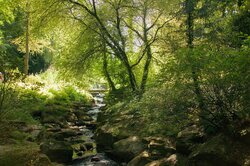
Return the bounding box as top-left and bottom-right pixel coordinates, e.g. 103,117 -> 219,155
0,71 -> 92,125
0,69 -> 22,112
106,40 -> 249,137
105,83 -> 193,137
47,86 -> 91,105
160,43 -> 250,134
0,7 -> 52,74
0,0 -> 249,140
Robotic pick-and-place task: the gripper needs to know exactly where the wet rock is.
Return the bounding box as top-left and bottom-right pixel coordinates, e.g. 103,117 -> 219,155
74,111 -> 92,121
85,121 -> 97,129
76,152 -> 83,156
40,140 -> 73,163
112,136 -> 146,162
91,156 -> 101,162
72,142 -> 95,160
80,142 -> 94,151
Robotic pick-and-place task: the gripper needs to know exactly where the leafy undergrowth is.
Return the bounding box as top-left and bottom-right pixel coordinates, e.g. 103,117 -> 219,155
101,85 -> 194,138
0,72 -> 92,122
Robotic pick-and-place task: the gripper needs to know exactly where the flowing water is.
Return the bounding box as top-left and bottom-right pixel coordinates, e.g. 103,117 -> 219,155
70,94 -> 118,166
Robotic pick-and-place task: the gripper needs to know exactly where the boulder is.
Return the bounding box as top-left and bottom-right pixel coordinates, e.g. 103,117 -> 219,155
176,125 -> 205,155
71,142 -> 95,160
66,113 -> 78,122
127,151 -> 151,166
74,111 -> 92,121
94,127 -> 118,150
59,128 -> 80,137
80,142 -> 94,151
145,154 -> 177,166
144,137 -> 175,160
112,136 -> 146,162
41,107 -> 69,125
40,140 -> 73,163
188,134 -> 241,166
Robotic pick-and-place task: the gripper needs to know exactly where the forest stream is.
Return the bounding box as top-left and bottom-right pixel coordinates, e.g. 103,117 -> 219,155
1,0 -> 250,165
69,93 -> 118,166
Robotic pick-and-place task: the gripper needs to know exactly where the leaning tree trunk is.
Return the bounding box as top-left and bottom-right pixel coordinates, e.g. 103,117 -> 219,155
103,47 -> 117,92
122,53 -> 138,92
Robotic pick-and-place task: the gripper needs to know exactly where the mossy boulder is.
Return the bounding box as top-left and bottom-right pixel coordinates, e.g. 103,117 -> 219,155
94,126 -> 119,150
40,140 -> 73,163
0,143 -> 51,166
188,134 -> 241,166
111,136 -> 146,162
41,105 -> 70,124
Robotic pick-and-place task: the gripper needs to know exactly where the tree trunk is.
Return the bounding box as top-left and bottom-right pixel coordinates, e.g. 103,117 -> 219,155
24,2 -> 30,75
186,0 -> 207,112
140,6 -> 152,93
122,53 -> 138,92
140,46 -> 152,93
103,47 -> 116,92
67,0 -> 138,92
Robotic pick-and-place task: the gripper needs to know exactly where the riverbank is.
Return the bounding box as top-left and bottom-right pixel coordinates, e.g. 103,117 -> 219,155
95,100 -> 250,166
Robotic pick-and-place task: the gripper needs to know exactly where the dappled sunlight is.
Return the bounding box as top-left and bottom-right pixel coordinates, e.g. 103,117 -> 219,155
0,0 -> 249,165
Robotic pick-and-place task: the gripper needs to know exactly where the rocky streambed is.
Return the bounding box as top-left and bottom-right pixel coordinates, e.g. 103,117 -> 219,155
9,93 -> 249,166
37,95 -> 118,165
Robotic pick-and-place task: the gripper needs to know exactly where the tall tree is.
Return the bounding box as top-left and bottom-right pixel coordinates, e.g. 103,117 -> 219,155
57,0 -> 173,94
24,1 -> 30,75
185,0 -> 207,112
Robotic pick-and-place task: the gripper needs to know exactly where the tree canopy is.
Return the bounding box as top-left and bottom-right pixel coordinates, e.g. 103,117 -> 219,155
0,0 -> 249,133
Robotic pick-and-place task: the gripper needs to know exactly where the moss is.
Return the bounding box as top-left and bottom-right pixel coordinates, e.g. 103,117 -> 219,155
0,143 -> 51,166
10,131 -> 30,142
